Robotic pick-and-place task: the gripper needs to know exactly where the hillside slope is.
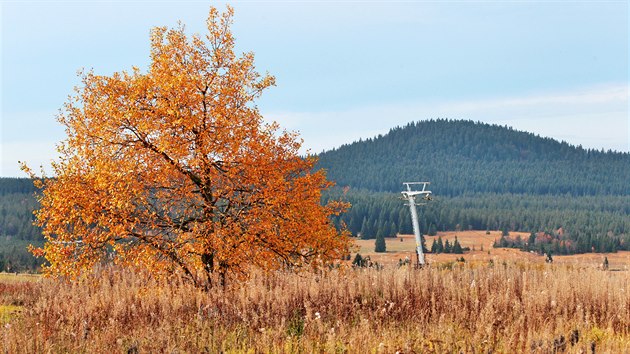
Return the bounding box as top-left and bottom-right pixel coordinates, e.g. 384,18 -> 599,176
317,119 -> 629,196
318,120 -> 629,254
0,178 -> 42,272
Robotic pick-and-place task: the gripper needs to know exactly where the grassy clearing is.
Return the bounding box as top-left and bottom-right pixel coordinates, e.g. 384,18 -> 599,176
1,262 -> 629,353
0,272 -> 41,283
354,231 -> 630,269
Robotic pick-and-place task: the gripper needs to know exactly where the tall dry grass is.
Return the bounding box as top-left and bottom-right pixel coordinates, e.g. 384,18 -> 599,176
2,263 -> 629,353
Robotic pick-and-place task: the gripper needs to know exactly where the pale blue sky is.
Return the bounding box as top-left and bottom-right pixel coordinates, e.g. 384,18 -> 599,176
1,1 -> 628,177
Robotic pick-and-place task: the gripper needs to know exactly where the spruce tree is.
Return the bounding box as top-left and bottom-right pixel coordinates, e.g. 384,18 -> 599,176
430,239 -> 438,253
452,237 -> 463,254
436,236 -> 444,253
444,239 -> 452,253
360,218 -> 370,240
375,230 -> 386,253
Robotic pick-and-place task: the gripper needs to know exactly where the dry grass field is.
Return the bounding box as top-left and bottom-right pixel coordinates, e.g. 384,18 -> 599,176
355,231 -> 630,270
0,273 -> 40,327
1,256 -> 629,352
1,232 -> 628,352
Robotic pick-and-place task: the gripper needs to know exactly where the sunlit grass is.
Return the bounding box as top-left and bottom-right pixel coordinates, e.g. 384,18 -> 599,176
0,272 -> 41,283
1,263 -> 628,352
0,305 -> 22,324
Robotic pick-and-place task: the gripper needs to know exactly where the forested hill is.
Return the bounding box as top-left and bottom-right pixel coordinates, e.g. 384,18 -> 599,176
0,178 -> 41,272
316,119 -> 629,196
0,178 -> 37,196
0,120 -> 629,269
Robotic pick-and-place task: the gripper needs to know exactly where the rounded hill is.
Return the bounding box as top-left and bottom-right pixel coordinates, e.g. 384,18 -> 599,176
317,119 -> 629,196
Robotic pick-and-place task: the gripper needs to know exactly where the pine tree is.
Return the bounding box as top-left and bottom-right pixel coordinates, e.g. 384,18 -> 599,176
375,230 -> 386,253
436,236 -> 444,253
430,238 -> 438,253
360,218 -> 370,240
452,237 -> 463,254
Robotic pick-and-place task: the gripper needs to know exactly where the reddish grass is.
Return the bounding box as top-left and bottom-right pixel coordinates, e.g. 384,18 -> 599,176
2,262 -> 629,353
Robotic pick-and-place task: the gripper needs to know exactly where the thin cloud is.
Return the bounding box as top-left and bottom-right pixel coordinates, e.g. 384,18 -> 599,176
2,84 -> 627,177
265,83 -> 629,154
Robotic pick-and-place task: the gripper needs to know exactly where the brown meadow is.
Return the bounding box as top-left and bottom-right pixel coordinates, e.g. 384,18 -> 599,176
2,260 -> 629,353
355,231 -> 630,270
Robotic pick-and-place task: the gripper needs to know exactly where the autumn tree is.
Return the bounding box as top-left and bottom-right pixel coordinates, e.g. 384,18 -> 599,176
22,7 -> 350,287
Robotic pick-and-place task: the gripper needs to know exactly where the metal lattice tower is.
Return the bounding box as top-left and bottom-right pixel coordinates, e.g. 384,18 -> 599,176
401,182 -> 432,267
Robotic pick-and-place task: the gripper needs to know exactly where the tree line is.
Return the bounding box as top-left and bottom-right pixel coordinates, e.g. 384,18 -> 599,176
324,188 -> 630,255
0,181 -> 42,272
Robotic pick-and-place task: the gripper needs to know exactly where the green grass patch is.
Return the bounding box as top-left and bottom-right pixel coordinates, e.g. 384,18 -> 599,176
0,304 -> 22,324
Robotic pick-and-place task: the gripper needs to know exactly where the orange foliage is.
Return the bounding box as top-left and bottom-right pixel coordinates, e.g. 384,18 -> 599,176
22,7 -> 350,287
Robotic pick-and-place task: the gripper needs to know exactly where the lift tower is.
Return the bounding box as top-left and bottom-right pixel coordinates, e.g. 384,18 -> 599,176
402,182 -> 432,267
